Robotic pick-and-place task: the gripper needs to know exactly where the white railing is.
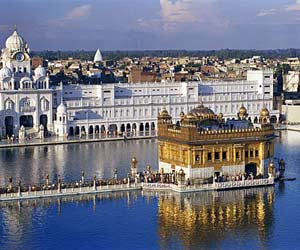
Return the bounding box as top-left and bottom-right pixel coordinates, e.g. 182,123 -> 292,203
0,183 -> 141,201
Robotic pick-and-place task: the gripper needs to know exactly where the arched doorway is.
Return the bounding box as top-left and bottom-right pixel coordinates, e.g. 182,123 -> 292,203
101,125 -> 106,134
270,115 -> 277,123
40,115 -> 48,136
40,115 -> 48,129
245,162 -> 257,177
126,123 -> 131,132
88,125 -> 93,134
20,115 -> 33,128
95,125 -> 100,134
145,122 -> 150,131
5,116 -> 14,136
108,124 -> 118,135
254,117 -> 258,124
75,126 -> 80,136
120,124 -> 125,133
151,122 -> 155,130
139,123 -> 144,132
69,127 -> 74,136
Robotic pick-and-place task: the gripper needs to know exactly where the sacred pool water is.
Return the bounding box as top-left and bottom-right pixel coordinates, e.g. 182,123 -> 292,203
0,130 -> 299,250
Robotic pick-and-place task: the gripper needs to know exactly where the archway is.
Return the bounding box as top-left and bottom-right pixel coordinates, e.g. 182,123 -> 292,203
145,122 -> 150,131
270,115 -> 277,123
95,125 -> 100,134
108,124 -> 118,135
88,125 -> 94,134
75,126 -> 80,136
139,123 -> 144,132
40,114 -> 48,136
254,117 -> 258,124
5,116 -> 14,136
69,127 -> 74,136
120,124 -> 125,133
245,162 -> 257,177
40,115 -> 48,129
151,122 -> 155,130
20,115 -> 33,128
81,126 -> 86,133
101,125 -> 106,134
126,123 -> 131,132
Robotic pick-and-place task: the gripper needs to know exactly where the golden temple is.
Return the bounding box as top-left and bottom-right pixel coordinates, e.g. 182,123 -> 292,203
158,103 -> 275,183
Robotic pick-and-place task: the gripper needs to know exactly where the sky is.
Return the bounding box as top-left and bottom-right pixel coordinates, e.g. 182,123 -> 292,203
0,0 -> 300,50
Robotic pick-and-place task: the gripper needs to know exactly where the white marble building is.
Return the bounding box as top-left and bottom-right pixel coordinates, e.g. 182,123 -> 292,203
0,28 -> 52,137
0,28 -> 279,138
53,70 -> 279,137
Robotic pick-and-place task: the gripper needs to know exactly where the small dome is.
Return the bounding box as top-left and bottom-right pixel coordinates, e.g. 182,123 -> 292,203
5,30 -> 26,51
160,108 -> 169,116
188,103 -> 215,118
94,48 -> 103,62
131,157 -> 137,164
239,105 -> 247,115
260,107 -> 269,117
34,65 -> 46,77
57,102 -> 67,114
0,66 -> 12,80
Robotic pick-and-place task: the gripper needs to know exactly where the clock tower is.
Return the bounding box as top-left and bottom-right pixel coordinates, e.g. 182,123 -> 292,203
1,26 -> 31,78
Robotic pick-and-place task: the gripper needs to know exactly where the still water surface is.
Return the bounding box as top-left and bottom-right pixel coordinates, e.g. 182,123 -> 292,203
0,131 -> 299,250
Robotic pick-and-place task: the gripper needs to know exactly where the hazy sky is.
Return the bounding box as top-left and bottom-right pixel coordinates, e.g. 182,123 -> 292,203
1,0 -> 300,50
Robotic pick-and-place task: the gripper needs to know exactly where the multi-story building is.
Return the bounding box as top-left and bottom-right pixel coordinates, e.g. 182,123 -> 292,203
0,27 -> 52,138
53,71 -> 278,137
157,104 -> 275,180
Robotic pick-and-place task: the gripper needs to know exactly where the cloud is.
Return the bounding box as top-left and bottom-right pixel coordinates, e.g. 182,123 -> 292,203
158,0 -> 228,32
49,4 -> 92,27
286,0 -> 300,11
257,8 -> 276,17
65,4 -> 92,20
0,24 -> 10,32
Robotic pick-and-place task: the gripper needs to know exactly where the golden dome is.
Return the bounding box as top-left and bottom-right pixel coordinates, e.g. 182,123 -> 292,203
160,108 -> 169,116
188,104 -> 215,118
260,107 -> 269,117
239,105 -> 247,115
131,157 -> 137,164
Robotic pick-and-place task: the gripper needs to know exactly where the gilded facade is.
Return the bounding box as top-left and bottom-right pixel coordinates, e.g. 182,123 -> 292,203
158,104 -> 275,181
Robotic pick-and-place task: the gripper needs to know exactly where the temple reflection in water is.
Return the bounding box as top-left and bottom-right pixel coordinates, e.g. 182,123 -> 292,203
154,187 -> 274,250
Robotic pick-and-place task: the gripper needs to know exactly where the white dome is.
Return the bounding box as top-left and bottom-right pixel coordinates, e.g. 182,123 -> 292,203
34,65 -> 46,77
0,66 -> 12,80
5,30 -> 26,51
94,48 -> 103,62
57,102 -> 67,114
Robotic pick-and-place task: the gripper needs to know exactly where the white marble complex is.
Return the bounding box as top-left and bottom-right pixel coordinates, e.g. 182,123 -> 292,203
0,28 -> 52,138
0,28 -> 279,138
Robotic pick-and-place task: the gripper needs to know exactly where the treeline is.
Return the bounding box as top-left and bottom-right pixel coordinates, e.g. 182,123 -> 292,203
31,48 -> 300,61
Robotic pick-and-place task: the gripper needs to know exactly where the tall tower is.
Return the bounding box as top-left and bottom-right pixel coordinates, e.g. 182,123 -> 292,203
1,26 -> 31,76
